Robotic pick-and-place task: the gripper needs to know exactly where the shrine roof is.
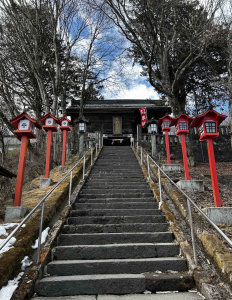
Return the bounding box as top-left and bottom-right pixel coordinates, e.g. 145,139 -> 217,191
67,99 -> 170,109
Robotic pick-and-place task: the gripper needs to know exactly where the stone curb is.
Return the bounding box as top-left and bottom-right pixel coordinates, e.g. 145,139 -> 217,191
132,147 -> 219,299
0,147 -> 101,293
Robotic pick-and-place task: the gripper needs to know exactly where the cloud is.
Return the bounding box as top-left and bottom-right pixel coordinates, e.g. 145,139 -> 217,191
103,83 -> 159,99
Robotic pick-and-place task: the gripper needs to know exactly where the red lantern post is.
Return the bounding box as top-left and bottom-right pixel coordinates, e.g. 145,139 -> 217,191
170,113 -> 194,180
60,115 -> 72,167
10,111 -> 41,206
190,109 -> 227,207
157,115 -> 173,164
39,113 -> 61,178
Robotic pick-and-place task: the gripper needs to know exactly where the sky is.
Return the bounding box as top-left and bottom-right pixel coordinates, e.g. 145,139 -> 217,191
102,63 -> 160,100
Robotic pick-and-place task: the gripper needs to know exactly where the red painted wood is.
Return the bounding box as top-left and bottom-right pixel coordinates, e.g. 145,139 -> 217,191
62,130 -> 67,166
181,134 -> 191,180
207,139 -> 223,207
14,135 -> 29,206
45,129 -> 53,178
165,131 -> 172,165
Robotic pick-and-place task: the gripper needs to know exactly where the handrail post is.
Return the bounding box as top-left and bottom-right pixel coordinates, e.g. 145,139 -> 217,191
158,168 -> 162,204
96,144 -> 98,157
68,170 -> 73,206
83,156 -> 86,180
37,201 -> 45,263
91,149 -> 93,165
187,199 -> 197,265
137,142 -> 138,154
141,146 -> 143,165
147,154 -> 150,178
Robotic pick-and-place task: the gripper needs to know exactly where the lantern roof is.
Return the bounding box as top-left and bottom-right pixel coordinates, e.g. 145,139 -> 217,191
10,110 -> 42,129
170,113 -> 194,127
190,109 -> 227,128
39,112 -> 61,125
157,114 -> 173,125
76,115 -> 89,124
60,115 -> 73,126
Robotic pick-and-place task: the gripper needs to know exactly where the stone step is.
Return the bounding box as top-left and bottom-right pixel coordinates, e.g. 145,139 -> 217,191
89,173 -> 143,176
52,243 -> 180,260
82,185 -> 149,190
58,232 -> 174,246
87,178 -> 146,183
35,274 -> 146,296
76,198 -> 155,203
67,215 -> 166,225
33,291 -> 203,300
78,193 -> 153,199
73,202 -> 158,210
80,189 -> 151,195
83,183 -> 149,188
70,209 -> 162,217
47,257 -> 187,276
62,223 -> 169,234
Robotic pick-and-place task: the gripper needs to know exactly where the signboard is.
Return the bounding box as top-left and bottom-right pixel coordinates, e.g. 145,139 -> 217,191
139,107 -> 147,128
88,133 -> 96,137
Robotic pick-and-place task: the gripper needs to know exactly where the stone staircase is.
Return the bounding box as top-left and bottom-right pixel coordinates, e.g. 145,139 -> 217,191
34,146 -> 195,297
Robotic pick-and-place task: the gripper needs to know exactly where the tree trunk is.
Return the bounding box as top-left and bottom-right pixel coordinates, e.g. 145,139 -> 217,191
229,101 -> 232,150
185,134 -> 196,167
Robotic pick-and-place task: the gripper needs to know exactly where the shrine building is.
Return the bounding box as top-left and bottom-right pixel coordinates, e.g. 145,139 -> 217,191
66,99 -> 171,145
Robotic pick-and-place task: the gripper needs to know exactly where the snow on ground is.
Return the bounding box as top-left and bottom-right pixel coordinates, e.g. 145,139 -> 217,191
0,223 -> 21,255
31,227 -> 50,249
0,272 -> 24,300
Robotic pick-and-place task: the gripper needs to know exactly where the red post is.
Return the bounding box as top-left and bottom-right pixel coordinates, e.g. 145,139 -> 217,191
62,129 -> 67,166
14,135 -> 29,207
165,131 -> 172,165
207,139 -> 223,207
181,135 -> 191,180
45,129 -> 52,178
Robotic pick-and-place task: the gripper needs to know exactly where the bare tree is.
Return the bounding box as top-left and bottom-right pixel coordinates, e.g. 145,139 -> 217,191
90,0 -> 226,116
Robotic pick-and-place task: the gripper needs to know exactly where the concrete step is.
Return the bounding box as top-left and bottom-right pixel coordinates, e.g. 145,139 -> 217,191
58,232 -> 175,246
88,174 -> 144,178
70,209 -> 162,217
76,198 -> 155,203
87,178 -> 146,183
67,215 -> 166,225
32,291 -> 204,299
83,183 -> 149,188
82,185 -> 149,190
62,223 -> 169,234
47,257 -> 187,276
35,274 -> 146,296
53,243 -> 180,260
80,189 -> 152,195
78,193 -> 153,199
73,202 -> 158,210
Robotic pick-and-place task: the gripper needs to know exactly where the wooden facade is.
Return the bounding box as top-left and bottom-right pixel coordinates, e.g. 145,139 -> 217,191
66,99 -> 171,145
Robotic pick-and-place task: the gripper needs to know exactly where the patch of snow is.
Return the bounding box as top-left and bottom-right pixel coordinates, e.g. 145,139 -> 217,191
157,291 -> 179,294
21,256 -> 32,271
32,227 -> 50,249
0,237 -> 16,254
0,223 -> 19,237
144,290 -> 152,294
0,272 -> 24,300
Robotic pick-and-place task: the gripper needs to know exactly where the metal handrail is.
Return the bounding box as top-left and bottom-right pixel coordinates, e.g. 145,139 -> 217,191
136,143 -> 232,265
0,146 -> 99,262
